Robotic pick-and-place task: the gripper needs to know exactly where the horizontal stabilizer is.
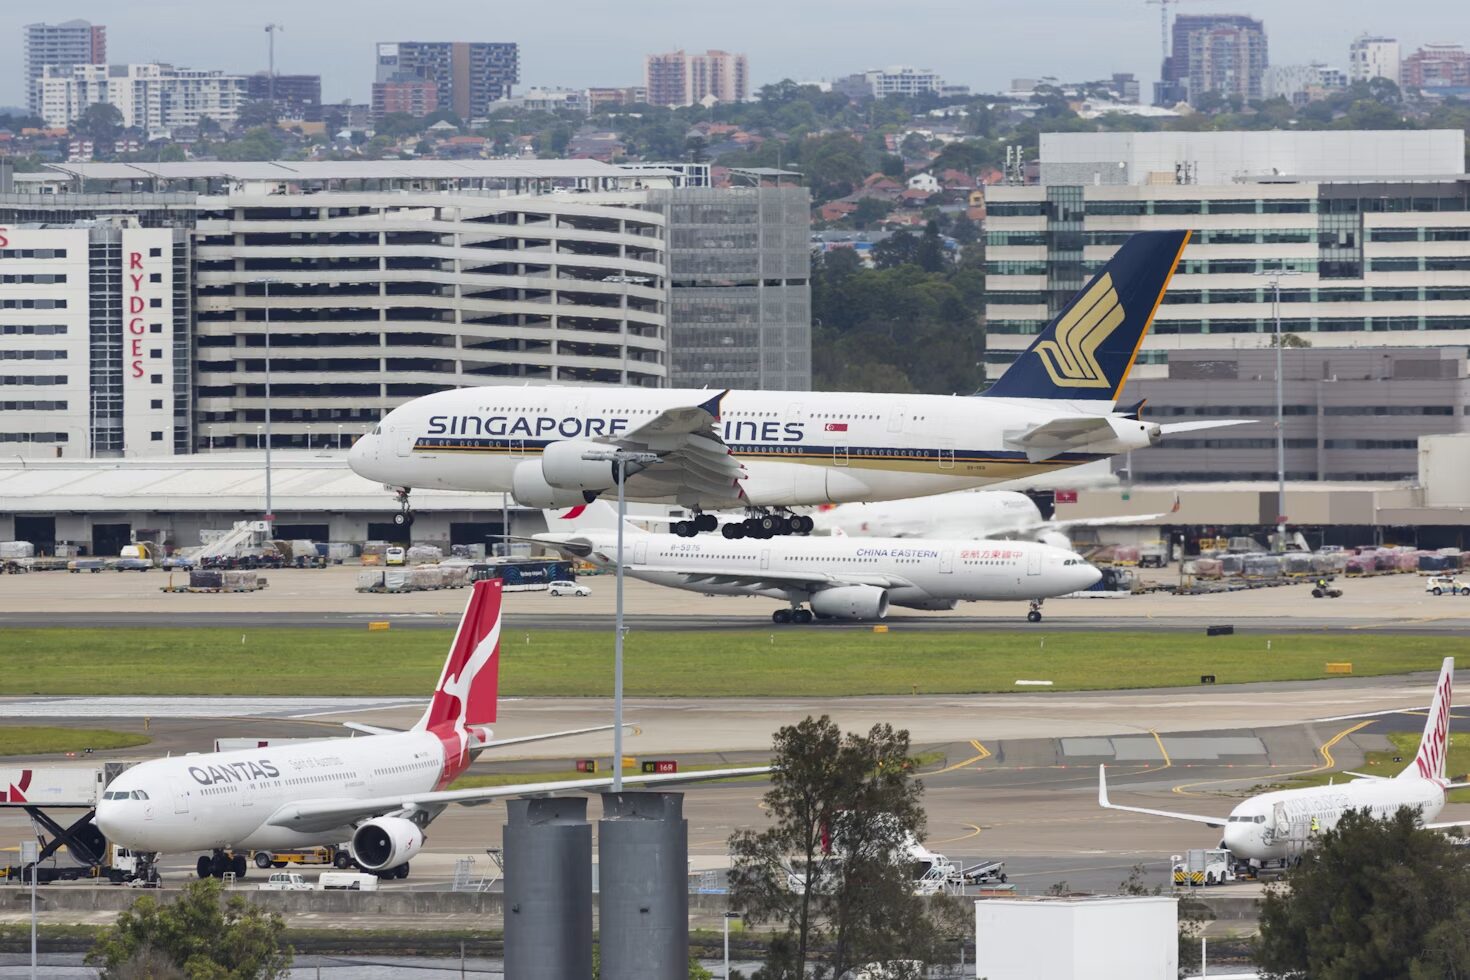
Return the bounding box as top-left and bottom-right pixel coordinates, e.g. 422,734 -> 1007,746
1006,415 -> 1145,463
342,722 -> 402,736
1159,420 -> 1255,435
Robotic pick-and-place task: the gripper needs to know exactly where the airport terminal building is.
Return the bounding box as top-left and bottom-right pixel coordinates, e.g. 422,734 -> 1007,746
0,161 -> 810,457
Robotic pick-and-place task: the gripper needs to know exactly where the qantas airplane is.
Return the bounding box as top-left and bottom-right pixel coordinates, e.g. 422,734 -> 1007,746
810,489 -> 1166,551
1099,658 -> 1468,865
350,230 -> 1232,536
94,580 -> 765,883
532,503 -> 1101,623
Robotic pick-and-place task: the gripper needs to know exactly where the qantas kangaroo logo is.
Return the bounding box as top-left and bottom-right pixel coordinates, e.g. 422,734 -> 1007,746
1416,670 -> 1453,781
1034,273 -> 1125,389
423,580 -> 503,787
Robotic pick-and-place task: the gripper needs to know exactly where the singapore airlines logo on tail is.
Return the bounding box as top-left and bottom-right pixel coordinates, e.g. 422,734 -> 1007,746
1034,273 -> 1126,389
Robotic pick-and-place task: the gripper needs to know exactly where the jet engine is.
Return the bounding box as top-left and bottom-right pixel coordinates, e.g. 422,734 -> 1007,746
540,440 -> 619,491
511,460 -> 590,509
349,816 -> 424,873
810,585 -> 889,621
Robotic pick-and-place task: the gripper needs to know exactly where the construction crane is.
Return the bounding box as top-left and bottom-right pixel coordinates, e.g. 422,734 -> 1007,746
264,24 -> 284,105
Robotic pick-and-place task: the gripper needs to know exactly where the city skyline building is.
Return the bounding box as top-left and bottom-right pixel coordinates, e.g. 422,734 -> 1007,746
374,41 -> 519,120
34,63 -> 249,137
836,66 -> 946,100
1156,14 -> 1269,106
1401,43 -> 1470,92
245,72 -> 323,121
23,20 -> 105,115
643,50 -> 748,107
1348,34 -> 1400,86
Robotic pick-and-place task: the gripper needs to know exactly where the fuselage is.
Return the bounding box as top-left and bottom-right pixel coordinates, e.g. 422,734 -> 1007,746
538,529 -> 1101,607
813,490 -> 1049,541
349,385 -> 1156,508
96,730 -> 457,853
1220,777 -> 1445,862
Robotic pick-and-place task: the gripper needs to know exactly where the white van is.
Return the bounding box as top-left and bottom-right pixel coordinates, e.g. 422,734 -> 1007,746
385,546 -> 406,566
319,871 -> 379,891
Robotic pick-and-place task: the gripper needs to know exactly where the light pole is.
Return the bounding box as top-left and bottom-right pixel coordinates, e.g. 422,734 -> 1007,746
580,448 -> 659,790
21,838 -> 36,979
1253,269 -> 1300,551
723,911 -> 742,979
254,278 -> 282,525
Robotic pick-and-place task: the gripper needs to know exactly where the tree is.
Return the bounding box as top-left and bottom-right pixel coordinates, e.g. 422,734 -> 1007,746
916,219 -> 946,273
685,134 -> 709,164
1270,332 -> 1311,348
73,102 -> 124,144
236,100 -> 278,130
374,112 -> 423,138
727,716 -> 962,979
871,230 -> 919,270
87,877 -> 292,979
1256,808 -> 1470,979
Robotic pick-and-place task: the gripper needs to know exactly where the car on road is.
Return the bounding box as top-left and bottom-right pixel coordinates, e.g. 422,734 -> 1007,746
1426,575 -> 1470,596
547,580 -> 591,597
258,872 -> 312,891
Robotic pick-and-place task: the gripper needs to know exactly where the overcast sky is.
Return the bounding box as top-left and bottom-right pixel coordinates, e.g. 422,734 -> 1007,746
1,0 -> 1466,109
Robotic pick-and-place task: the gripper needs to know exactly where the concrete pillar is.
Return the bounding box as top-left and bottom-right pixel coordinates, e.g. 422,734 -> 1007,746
598,791 -> 688,980
503,796 -> 593,979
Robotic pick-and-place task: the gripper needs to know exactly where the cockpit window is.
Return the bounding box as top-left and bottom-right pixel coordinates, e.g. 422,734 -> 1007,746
132,790 -> 148,800
1256,815 -> 1265,823
373,426 -> 381,436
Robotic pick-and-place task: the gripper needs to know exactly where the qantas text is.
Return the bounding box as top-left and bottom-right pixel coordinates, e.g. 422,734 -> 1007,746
428,415 -> 808,443
188,759 -> 281,786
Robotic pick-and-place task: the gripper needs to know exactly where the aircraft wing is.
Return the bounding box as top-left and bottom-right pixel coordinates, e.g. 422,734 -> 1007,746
263,766 -> 770,835
609,391 -> 747,503
634,564 -> 908,592
1097,765 -> 1226,828
1049,512 -> 1168,532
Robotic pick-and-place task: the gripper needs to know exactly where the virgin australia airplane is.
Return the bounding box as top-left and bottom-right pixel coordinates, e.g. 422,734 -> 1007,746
532,502 -> 1101,623
1099,658 -> 1469,866
350,230 -> 1233,536
95,580 -> 765,883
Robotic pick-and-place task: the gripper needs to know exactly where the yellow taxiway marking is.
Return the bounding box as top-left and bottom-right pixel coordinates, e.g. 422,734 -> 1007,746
1170,720 -> 1372,797
931,738 -> 992,775
928,823 -> 984,845
1149,729 -> 1171,770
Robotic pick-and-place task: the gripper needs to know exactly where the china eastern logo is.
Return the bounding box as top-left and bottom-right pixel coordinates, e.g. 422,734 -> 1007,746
1034,273 -> 1124,388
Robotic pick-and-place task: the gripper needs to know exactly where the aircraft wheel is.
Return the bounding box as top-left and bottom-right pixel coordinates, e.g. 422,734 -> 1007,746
254,852 -> 273,869
396,863 -> 410,880
759,515 -> 777,533
210,853 -> 230,878
1027,610 -> 1042,623
334,852 -> 353,869
793,609 -> 813,624
793,515 -> 814,534
696,513 -> 718,533
775,516 -> 793,535
672,520 -> 690,537
773,609 -> 793,624
197,856 -> 212,879
722,523 -> 743,540
232,854 -> 248,878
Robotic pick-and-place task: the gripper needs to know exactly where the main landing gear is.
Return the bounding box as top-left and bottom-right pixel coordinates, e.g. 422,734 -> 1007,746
718,512 -> 815,540
197,850 -> 248,879
391,487 -> 414,528
1027,599 -> 1044,624
772,607 -> 815,625
671,513 -> 719,537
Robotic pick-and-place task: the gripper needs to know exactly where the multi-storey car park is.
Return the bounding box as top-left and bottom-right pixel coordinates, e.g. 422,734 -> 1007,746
0,160 -> 810,456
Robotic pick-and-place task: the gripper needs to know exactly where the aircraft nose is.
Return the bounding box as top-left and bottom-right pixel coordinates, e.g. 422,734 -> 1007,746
347,430 -> 378,478
95,799 -> 121,839
1221,821 -> 1251,855
1072,561 -> 1103,590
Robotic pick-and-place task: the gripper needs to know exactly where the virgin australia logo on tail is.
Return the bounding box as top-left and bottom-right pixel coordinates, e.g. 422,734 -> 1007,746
1034,273 -> 1125,388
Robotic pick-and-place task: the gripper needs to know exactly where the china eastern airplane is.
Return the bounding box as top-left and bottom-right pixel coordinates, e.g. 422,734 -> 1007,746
810,489 -> 1168,551
95,580 -> 765,883
1099,658 -> 1468,866
532,502 -> 1101,623
350,230 -> 1233,536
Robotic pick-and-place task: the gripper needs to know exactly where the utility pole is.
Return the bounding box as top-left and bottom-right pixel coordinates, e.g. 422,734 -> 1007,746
1254,268 -> 1301,550
264,24 -> 283,106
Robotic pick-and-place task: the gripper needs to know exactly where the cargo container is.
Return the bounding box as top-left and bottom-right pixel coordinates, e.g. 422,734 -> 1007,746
974,896 -> 1178,980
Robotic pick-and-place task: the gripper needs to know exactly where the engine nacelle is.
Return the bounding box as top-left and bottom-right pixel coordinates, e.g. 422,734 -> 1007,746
540,440 -> 618,492
349,816 -> 424,872
511,459 -> 589,509
810,585 -> 889,621
887,594 -> 957,612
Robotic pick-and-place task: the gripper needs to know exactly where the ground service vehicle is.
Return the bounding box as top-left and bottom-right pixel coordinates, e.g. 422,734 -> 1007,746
1427,576 -> 1470,596
547,579 -> 591,597
1172,848 -> 1238,886
251,845 -> 351,869
320,871 -> 379,891
258,871 -> 312,890
385,546 -> 406,566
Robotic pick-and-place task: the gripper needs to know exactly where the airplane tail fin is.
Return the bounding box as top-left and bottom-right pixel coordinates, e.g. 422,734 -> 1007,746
981,229 -> 1190,403
543,500 -> 647,534
415,578 -> 503,733
1403,657 -> 1454,782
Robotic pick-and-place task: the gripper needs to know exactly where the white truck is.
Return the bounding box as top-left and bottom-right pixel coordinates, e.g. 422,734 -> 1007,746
319,871 -> 379,891
1172,848 -> 1238,886
258,871 -> 312,891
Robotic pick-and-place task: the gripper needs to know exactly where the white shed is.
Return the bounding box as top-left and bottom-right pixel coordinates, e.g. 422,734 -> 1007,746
973,895 -> 1177,980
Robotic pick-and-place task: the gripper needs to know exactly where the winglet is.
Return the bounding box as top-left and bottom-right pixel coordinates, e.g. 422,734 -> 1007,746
982,230 -> 1190,403
698,389 -> 729,422
1099,764 -> 1110,807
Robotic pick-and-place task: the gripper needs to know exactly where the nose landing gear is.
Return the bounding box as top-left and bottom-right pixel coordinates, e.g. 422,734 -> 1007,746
1026,599 -> 1044,624
390,487 -> 415,528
